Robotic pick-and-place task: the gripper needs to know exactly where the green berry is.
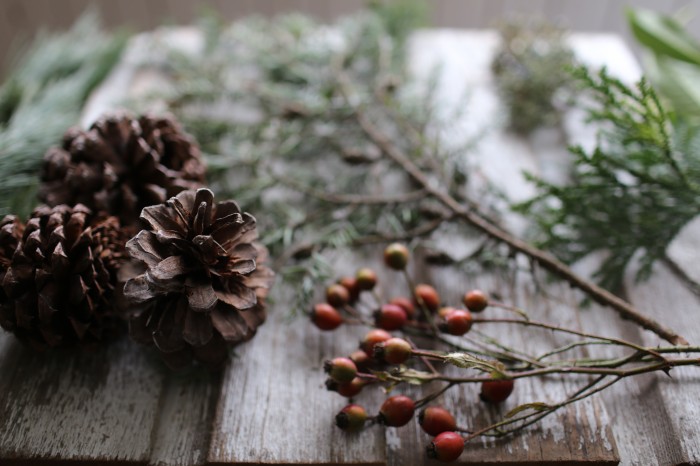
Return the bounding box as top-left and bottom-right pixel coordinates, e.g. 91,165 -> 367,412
335,404 -> 367,432
384,243 -> 409,270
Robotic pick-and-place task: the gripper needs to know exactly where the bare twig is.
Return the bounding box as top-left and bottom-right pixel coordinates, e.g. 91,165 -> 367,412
337,72 -> 689,346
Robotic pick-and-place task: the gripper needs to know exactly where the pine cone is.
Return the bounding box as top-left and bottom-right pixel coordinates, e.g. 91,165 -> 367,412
124,188 -> 275,369
0,205 -> 128,350
39,112 -> 207,228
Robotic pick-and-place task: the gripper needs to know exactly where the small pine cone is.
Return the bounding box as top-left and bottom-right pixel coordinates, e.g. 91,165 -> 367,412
0,206 -> 128,351
124,188 -> 275,369
39,112 -> 207,228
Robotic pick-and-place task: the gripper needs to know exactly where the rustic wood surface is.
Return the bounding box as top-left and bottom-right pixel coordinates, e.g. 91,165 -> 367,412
1,29 -> 699,465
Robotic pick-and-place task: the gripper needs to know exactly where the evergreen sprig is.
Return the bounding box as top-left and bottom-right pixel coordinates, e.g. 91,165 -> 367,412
491,21 -> 576,135
0,13 -> 127,218
129,3 -> 496,315
515,66 -> 700,292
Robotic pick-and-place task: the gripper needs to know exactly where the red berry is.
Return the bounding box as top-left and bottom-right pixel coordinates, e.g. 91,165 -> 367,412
349,350 -> 371,371
444,309 -> 473,336
427,431 -> 464,462
390,296 -> 416,320
337,377 -> 366,397
312,303 -> 342,331
375,303 -> 408,331
384,243 -> 410,270
419,406 -> 457,436
414,284 -> 440,311
356,268 -> 378,290
339,276 -> 360,303
463,289 -> 488,312
324,357 -> 358,384
360,329 -> 392,356
438,306 -> 456,318
335,404 -> 367,432
375,337 -> 412,364
379,395 -> 415,427
480,378 -> 515,403
326,284 -> 350,307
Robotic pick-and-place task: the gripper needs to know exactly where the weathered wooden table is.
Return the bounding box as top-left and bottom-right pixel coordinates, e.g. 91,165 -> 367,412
1,29 -> 699,465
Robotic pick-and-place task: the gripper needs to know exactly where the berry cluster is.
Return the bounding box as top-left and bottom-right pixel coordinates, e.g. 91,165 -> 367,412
310,243 -> 516,463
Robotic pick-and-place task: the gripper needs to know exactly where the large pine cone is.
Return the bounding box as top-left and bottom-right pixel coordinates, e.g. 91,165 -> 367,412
0,205 -> 128,350
39,112 -> 207,228
124,188 -> 275,369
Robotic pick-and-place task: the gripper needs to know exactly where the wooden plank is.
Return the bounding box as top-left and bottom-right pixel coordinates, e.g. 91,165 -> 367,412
624,242 -> 700,465
0,338 -> 165,464
148,370 -> 222,466
380,29 -> 619,464
207,250 -> 386,464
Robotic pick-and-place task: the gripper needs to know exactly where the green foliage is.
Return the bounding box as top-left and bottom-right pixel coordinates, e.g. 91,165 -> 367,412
491,21 -> 576,135
515,66 -> 700,292
628,8 -> 700,120
0,13 -> 127,218
130,0 -> 489,315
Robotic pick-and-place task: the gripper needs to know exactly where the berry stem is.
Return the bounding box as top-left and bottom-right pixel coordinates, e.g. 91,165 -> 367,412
406,336 -> 439,375
471,317 -> 668,363
401,269 -> 440,336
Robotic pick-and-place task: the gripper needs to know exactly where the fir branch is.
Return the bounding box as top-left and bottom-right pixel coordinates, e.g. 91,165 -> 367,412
516,66 -> 700,294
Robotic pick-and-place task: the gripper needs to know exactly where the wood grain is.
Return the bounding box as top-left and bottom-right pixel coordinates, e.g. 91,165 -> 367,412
0,338 -> 165,464
207,250 -> 386,465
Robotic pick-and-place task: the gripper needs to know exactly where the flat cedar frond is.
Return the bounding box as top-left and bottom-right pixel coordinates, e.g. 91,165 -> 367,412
516,66 -> 700,292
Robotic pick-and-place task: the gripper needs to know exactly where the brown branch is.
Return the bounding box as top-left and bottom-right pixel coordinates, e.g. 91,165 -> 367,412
269,168 -> 428,205
338,72 -> 689,346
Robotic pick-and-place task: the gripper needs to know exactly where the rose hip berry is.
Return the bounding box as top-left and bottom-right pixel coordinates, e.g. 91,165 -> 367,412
338,276 -> 360,303
426,431 -> 464,462
418,406 -> 457,436
327,377 -> 366,398
414,284 -> 440,311
384,243 -> 410,270
390,296 -> 416,320
378,395 -> 415,427
356,268 -> 378,290
324,357 -> 358,384
360,329 -> 392,356
349,349 -> 371,371
443,309 -> 473,336
463,289 -> 488,312
438,306 -> 456,318
312,303 -> 342,331
375,303 -> 408,331
480,378 -> 515,403
335,404 -> 367,432
375,337 -> 412,364
326,284 -> 350,307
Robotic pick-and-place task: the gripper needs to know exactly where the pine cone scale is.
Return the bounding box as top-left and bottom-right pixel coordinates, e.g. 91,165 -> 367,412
141,205 -> 187,235
182,307 -> 213,346
186,280 -> 218,312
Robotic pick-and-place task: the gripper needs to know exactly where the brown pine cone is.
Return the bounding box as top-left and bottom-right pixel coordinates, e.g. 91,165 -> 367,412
124,188 -> 275,369
39,112 -> 207,228
0,205 -> 128,351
